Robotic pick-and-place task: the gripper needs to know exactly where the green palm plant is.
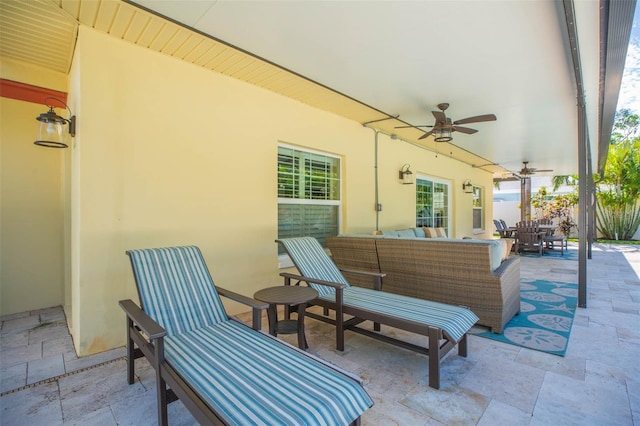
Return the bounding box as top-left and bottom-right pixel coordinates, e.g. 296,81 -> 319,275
596,110 -> 640,240
550,109 -> 640,240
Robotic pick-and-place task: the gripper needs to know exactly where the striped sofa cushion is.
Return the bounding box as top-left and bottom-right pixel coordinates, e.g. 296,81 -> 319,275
320,287 -> 479,343
127,246 -> 228,337
278,237 -> 351,297
424,227 -> 448,238
166,320 -> 374,425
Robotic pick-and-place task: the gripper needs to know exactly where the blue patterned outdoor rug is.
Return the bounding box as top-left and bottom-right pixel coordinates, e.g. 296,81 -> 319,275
519,247 -> 578,261
476,279 -> 578,356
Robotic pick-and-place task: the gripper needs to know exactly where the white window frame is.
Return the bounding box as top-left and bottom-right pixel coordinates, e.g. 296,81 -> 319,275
472,185 -> 484,233
277,144 -> 342,268
415,175 -> 452,236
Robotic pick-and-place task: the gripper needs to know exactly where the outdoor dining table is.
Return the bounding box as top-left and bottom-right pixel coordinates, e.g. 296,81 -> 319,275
508,224 -> 557,233
508,224 -> 564,255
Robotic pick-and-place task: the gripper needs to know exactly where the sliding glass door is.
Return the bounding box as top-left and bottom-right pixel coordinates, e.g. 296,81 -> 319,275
416,177 -> 451,235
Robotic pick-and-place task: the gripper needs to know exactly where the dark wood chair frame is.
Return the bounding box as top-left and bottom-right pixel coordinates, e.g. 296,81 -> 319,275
119,285 -> 266,426
494,219 -> 514,238
280,268 -> 469,390
121,292 -> 366,426
514,221 -> 547,256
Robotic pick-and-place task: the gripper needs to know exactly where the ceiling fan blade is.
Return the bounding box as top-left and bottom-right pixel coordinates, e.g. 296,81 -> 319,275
418,129 -> 435,140
453,114 -> 497,125
394,124 -> 433,129
521,166 -> 555,174
452,126 -> 478,134
432,111 -> 446,124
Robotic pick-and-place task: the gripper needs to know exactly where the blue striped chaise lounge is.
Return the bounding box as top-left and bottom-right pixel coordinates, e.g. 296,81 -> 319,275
277,237 -> 480,389
120,245 -> 373,425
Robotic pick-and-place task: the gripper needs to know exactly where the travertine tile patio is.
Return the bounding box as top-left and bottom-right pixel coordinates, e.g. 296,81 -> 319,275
1,243 -> 638,425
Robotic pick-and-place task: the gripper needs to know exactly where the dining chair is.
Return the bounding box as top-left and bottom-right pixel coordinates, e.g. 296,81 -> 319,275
514,221 -> 546,256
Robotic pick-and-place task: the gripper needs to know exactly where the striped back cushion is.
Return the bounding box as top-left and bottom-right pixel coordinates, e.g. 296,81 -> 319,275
127,246 -> 228,336
277,237 -> 350,297
424,227 -> 448,238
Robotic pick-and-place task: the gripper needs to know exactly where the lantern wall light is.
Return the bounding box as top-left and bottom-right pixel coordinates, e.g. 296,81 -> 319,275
398,163 -> 414,185
462,180 -> 474,193
35,97 -> 76,148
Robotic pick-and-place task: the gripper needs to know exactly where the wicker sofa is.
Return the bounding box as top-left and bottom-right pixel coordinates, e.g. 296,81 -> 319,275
326,232 -> 520,333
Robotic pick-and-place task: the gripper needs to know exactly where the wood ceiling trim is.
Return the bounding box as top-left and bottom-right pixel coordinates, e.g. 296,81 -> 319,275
1,79 -> 68,106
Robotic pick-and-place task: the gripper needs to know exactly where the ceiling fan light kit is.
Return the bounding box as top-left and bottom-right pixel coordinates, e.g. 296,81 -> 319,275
434,127 -> 453,142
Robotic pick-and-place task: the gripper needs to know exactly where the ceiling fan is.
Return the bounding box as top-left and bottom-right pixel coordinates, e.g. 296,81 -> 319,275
396,103 -> 497,142
519,161 -> 554,176
492,161 -> 555,183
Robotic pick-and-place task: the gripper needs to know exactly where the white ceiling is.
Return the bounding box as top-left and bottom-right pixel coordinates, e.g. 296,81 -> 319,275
131,0 -> 596,177
2,0 -> 632,178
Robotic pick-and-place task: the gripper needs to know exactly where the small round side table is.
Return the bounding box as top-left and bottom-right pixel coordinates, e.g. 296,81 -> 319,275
254,286 -> 318,349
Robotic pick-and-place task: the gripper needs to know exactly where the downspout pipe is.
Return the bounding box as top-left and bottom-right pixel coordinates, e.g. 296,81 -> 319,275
363,126 -> 382,231
363,126 -> 398,232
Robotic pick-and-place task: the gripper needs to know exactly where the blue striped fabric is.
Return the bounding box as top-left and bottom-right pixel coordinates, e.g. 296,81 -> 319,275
321,287 -> 478,343
167,320 -> 373,425
127,246 -> 229,336
278,237 -> 479,342
128,245 -> 373,425
278,237 -> 350,297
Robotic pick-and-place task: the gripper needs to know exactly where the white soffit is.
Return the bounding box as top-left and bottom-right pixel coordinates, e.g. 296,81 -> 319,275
573,0 -> 601,158
2,0 -> 618,177
131,0 -> 586,176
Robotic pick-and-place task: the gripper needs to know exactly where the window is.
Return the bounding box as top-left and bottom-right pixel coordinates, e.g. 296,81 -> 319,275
278,146 -> 340,258
416,177 -> 450,235
473,185 -> 484,231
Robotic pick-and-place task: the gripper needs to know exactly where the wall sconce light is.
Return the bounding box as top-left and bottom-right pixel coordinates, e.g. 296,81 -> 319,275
434,127 -> 453,143
462,180 -> 474,193
398,163 -> 414,184
35,97 -> 76,148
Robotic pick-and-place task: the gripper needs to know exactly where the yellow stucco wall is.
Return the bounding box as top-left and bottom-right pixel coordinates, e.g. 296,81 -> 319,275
0,58 -> 68,315
2,27 -> 494,354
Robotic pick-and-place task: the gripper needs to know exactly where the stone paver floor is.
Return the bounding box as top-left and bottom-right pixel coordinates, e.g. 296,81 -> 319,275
1,243 -> 638,425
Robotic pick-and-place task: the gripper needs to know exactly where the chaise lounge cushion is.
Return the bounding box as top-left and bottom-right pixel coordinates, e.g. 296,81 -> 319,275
327,236 -> 520,333
167,320 -> 373,425
127,246 -> 373,425
131,246 -> 228,337
317,286 -> 478,343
